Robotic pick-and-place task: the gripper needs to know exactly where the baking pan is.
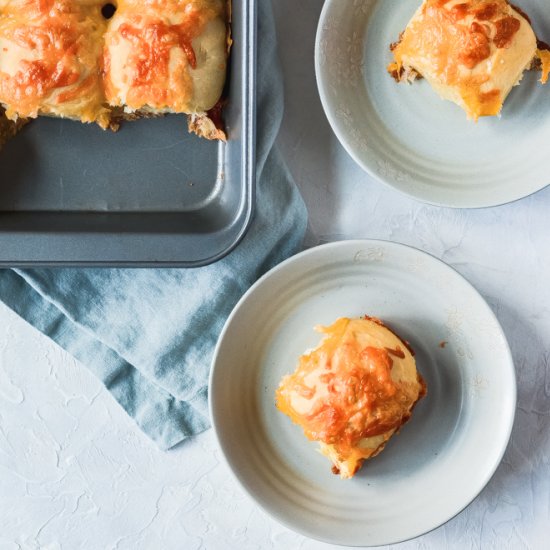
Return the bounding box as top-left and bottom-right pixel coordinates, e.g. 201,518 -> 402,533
0,0 -> 256,267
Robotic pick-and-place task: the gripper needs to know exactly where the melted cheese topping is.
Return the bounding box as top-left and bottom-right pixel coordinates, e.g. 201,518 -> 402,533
0,0 -> 228,128
0,0 -> 110,127
538,49 -> 550,84
388,0 -> 538,120
276,317 -> 426,479
103,0 -> 227,114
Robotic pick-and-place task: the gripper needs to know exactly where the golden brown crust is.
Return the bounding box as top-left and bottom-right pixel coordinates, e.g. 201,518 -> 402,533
0,0 -> 110,127
387,0 -> 545,120
391,11 -> 549,83
187,113 -> 227,141
0,0 -> 230,141
187,97 -> 227,140
0,105 -> 28,150
276,316 -> 426,479
103,0 -> 227,114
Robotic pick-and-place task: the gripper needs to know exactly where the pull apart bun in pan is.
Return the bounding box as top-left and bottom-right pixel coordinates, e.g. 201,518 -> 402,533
103,0 -> 229,139
0,0 -> 110,127
0,0 -> 229,144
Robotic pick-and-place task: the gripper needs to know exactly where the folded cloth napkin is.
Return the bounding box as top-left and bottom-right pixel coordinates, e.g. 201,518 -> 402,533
0,0 -> 307,450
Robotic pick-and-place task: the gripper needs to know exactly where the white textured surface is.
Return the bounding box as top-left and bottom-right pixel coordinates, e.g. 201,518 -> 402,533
0,1 -> 549,548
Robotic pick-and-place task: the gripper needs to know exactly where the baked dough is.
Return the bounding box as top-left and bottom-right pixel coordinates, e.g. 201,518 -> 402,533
0,0 -> 229,138
388,0 -> 546,120
0,0 -> 110,127
276,316 -> 426,479
103,0 -> 228,114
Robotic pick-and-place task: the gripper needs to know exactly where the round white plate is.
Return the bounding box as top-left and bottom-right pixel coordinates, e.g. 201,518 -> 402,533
209,240 -> 516,547
315,0 -> 550,208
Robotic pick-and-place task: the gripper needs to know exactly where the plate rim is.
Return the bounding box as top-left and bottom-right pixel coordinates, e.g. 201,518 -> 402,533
314,0 -> 550,209
209,239 -> 517,546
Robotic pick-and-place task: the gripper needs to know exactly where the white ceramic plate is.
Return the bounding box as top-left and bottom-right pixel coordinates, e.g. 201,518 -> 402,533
209,240 -> 516,546
315,0 -> 550,208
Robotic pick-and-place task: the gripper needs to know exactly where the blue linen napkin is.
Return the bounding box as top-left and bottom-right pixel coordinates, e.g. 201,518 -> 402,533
0,0 -> 307,450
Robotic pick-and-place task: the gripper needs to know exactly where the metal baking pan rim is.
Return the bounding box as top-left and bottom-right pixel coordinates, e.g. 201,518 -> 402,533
0,0 -> 257,267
